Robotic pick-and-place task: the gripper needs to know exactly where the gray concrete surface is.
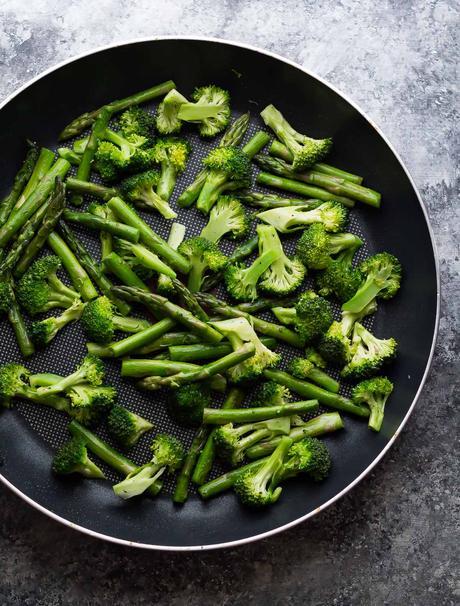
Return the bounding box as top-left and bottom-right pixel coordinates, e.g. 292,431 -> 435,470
0,1 -> 458,604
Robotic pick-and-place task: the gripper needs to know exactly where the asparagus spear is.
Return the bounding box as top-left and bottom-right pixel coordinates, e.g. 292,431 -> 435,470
201,235 -> 259,292
238,191 -> 320,210
115,240 -> 176,278
177,112 -> 250,208
65,177 -> 118,201
90,204 -> 115,262
14,178 -> 67,277
263,369 -> 370,417
198,459 -> 264,499
269,140 -> 364,184
173,426 -> 210,504
107,197 -> 190,274
57,148 -> 82,166
71,106 -> 112,206
137,343 -> 256,390
102,252 -> 149,291
0,140 -> 39,226
192,387 -> 244,486
11,147 -> 55,213
62,210 -> 140,242
132,331 -> 202,355
168,337 -> 277,362
171,278 -> 209,322
0,159 -> 70,249
0,279 -> 35,357
58,221 -> 130,316
195,292 -> 304,348
257,172 -> 356,208
47,232 -> 98,301
202,400 -> 318,424
157,223 -> 186,294
112,286 -> 223,344
59,80 -> 176,140
255,155 -> 380,207
235,296 -> 297,314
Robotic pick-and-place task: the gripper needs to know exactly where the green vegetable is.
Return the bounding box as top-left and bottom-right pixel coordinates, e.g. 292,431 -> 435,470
224,249 -> 279,302
62,209 -> 140,242
150,137 -> 190,201
119,170 -> 177,219
0,279 -> 35,358
200,195 -> 250,242
203,400 -> 318,425
52,437 -> 105,478
257,201 -> 348,234
341,323 -> 397,381
168,337 -> 276,363
157,223 -> 186,295
178,236 -> 227,293
296,223 -> 362,270
81,296 -> 150,344
351,376 -> 394,432
107,404 -> 154,447
11,147 -> 55,213
30,299 -> 85,347
288,357 -> 339,393
167,383 -> 211,427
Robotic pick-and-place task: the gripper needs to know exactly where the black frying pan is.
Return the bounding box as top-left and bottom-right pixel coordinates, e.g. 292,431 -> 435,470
0,38 -> 439,550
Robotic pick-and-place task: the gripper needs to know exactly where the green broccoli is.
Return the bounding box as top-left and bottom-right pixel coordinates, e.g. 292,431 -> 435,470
0,363 -> 69,411
150,137 -> 191,201
294,290 -> 333,344
234,435 -> 293,507
30,299 -> 85,347
95,129 -> 151,180
155,89 -> 189,134
342,252 -> 402,314
80,296 -> 149,344
256,223 -> 306,296
167,383 -> 211,426
304,347 -> 327,369
64,384 -> 115,426
178,85 -> 231,137
113,239 -> 176,278
107,404 -> 154,447
16,255 -> 80,316
118,107 -> 155,138
214,417 -> 290,467
119,169 -> 177,219
112,433 -> 185,499
280,436 -> 331,482
210,317 -> 280,383
288,357 -> 340,393
341,323 -> 397,381
178,236 -> 227,292
52,437 -> 105,479
316,247 -> 363,302
252,381 -> 291,407
224,249 -> 279,302
196,146 -> 251,214
296,223 -> 362,269
36,355 -> 105,397
351,376 -> 394,432
257,201 -> 348,234
200,196 -> 250,242
260,104 -> 332,171
157,222 -> 186,295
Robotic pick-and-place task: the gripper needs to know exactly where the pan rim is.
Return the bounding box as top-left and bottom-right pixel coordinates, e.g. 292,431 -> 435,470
0,35 -> 441,552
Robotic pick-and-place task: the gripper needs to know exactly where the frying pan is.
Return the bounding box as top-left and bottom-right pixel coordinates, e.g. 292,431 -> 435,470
0,38 -> 439,551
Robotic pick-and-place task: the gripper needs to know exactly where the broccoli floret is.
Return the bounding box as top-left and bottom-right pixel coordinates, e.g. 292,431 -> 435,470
288,356 -> 340,393
156,89 -> 189,134
52,437 -> 105,479
113,433 -> 185,499
95,129 -> 151,180
252,381 -> 291,407
257,223 -> 306,296
342,253 -> 402,314
0,363 -> 68,410
167,383 -> 211,427
118,107 -> 155,138
150,137 -> 191,201
210,317 -> 280,383
178,236 -> 227,292
200,196 -> 250,242
260,105 -> 332,170
0,279 -> 12,315
351,376 -> 394,432
297,223 -> 362,270
119,169 -> 177,219
36,354 -> 105,397
214,417 -> 290,467
304,347 -> 327,369
316,247 -> 363,302
234,435 -> 293,507
16,255 -> 80,316
281,436 -> 331,482
294,290 -> 333,344
178,85 -> 231,137
65,384 -> 115,426
80,296 -> 148,344
289,358 -> 317,379
257,201 -> 348,234
224,249 -> 279,302
30,299 -> 85,347
341,323 -> 397,381
197,146 -> 251,214
107,404 -> 154,447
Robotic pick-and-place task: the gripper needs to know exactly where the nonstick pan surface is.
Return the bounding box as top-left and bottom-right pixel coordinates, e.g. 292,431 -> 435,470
0,38 -> 439,550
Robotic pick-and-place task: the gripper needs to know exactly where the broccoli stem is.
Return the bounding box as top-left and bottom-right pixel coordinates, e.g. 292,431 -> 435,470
303,367 -> 340,393
11,147 -> 55,213
86,318 -> 175,358
263,369 -> 369,417
58,80 -> 176,140
0,159 -> 71,249
201,235 -> 259,291
47,232 -> 98,301
107,197 -> 190,274
195,293 -> 304,348
102,252 -> 149,291
126,243 -> 176,278
111,315 -> 150,333
8,294 -> 35,357
177,113 -> 250,208
238,191 -> 319,210
246,412 -> 344,459
71,107 -> 112,206
65,177 -> 118,201
241,131 -> 271,158
137,343 -> 255,391
0,141 -> 39,227
112,286 -> 223,344
236,296 -> 297,314
257,172 -> 355,208
198,459 -> 264,499
58,221 -> 131,316
62,210 -> 140,243
132,331 -> 201,355
157,162 -> 177,201
269,140 -> 364,184
173,426 -> 209,504
168,337 -> 277,362
192,387 -> 244,485
341,276 -> 383,314
203,400 -> 318,424
91,205 -> 115,262
255,155 -> 380,207
157,223 -> 186,293
271,306 -> 296,325
29,372 -> 64,387
57,148 -> 82,165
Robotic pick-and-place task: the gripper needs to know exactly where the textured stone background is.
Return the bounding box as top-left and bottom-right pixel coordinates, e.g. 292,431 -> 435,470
0,1 -> 458,604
